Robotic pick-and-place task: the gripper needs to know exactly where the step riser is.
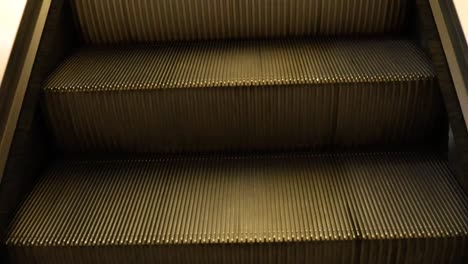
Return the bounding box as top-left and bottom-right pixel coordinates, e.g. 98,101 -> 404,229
72,0 -> 409,44
9,242 -> 357,264
45,82 -> 443,153
8,239 -> 467,264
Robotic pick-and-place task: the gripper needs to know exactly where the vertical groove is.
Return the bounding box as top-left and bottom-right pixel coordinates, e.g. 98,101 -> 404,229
70,0 -> 408,44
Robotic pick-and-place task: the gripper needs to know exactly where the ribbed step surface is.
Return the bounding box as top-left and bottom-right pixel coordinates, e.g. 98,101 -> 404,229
72,0 -> 408,44
7,152 -> 468,263
44,39 -> 444,153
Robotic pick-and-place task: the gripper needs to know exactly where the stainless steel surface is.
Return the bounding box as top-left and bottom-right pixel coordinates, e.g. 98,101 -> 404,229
43,39 -> 444,153
71,0 -> 409,44
7,152 -> 468,263
3,1 -> 467,263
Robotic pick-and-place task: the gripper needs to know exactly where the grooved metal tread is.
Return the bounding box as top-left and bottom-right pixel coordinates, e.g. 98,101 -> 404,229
72,0 -> 409,44
45,39 -> 434,92
7,152 -> 468,263
43,39 -> 445,153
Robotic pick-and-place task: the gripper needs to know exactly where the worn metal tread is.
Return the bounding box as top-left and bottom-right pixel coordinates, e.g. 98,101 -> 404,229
43,39 -> 445,153
71,0 -> 409,44
6,152 -> 468,263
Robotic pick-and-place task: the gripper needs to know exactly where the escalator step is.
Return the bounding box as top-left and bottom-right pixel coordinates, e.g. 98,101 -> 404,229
7,152 -> 468,263
71,0 -> 409,44
43,39 -> 444,153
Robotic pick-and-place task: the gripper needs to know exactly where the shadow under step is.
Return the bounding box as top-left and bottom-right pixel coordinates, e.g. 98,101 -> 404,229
6,152 -> 468,263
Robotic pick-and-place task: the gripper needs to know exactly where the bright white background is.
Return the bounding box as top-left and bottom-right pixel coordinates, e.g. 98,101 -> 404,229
0,0 -> 27,85
453,0 -> 468,42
